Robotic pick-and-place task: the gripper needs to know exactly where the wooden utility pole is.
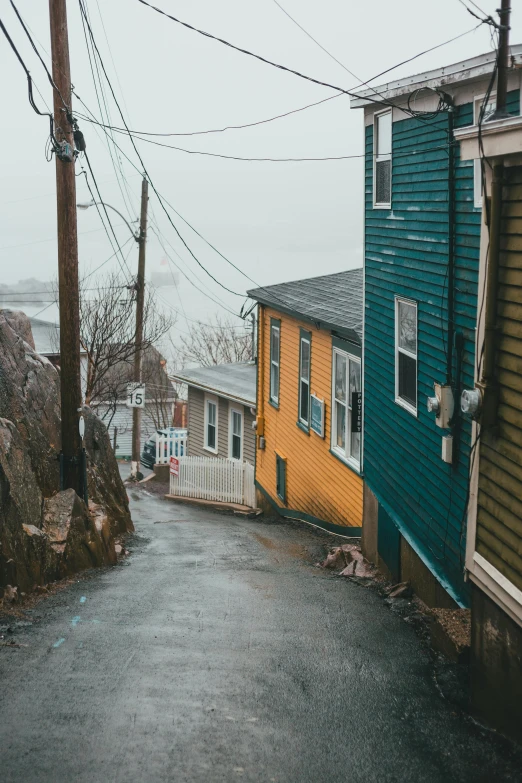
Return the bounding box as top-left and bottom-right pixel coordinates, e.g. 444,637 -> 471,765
494,0 -> 512,118
131,178 -> 149,476
49,0 -> 83,494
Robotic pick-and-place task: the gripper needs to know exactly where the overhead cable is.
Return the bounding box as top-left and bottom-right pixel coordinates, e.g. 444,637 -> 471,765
271,0 -> 362,80
66,23 -> 481,140
78,0 -> 244,298
135,0 -> 485,118
75,116 -> 459,162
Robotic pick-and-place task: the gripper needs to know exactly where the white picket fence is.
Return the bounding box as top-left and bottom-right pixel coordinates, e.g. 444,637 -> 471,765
169,457 -> 256,508
155,431 -> 188,464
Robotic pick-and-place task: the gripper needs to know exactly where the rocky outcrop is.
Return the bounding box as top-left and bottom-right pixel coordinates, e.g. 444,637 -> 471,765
83,407 -> 132,537
43,489 -> 114,577
0,310 -> 133,597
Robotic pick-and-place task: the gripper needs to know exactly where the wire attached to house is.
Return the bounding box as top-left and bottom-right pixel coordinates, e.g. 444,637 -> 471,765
136,0 -> 488,121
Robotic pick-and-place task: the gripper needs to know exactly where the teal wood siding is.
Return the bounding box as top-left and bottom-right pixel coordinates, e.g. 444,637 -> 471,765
363,91 -> 520,604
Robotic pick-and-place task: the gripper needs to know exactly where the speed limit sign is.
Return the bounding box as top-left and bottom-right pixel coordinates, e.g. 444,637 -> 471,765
127,383 -> 146,408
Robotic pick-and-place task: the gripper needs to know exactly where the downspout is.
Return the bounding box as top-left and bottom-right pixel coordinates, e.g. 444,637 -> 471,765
257,304 -> 265,440
446,107 -> 455,387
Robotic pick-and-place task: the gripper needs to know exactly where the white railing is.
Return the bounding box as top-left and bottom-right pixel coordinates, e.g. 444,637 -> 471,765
169,457 -> 256,508
155,431 -> 188,464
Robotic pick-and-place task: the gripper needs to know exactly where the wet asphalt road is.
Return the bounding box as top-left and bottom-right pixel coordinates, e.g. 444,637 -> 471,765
1,482 -> 522,783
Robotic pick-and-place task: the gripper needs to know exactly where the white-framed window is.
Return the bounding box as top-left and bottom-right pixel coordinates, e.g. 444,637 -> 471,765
374,109 -> 392,208
298,330 -> 311,426
270,319 -> 280,405
473,92 -> 496,208
204,394 -> 218,453
331,348 -> 361,469
395,297 -> 418,415
229,406 -> 243,461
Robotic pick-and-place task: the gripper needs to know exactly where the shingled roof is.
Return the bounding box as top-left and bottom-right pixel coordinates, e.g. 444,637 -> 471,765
247,268 -> 363,342
170,362 -> 256,406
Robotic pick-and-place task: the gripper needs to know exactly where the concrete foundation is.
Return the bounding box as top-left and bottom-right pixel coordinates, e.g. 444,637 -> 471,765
361,482 -> 378,565
361,485 -> 458,609
471,584 -> 522,744
255,487 -> 279,516
400,538 -> 458,610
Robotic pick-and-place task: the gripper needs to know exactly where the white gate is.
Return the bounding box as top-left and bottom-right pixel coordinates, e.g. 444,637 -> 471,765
169,457 -> 256,508
155,431 -> 187,464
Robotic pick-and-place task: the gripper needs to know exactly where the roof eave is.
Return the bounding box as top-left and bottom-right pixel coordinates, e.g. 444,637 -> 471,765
168,374 -> 256,407
350,45 -> 522,109
248,293 -> 361,345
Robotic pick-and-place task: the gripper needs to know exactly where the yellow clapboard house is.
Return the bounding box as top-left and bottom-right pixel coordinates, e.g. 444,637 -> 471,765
248,269 -> 364,534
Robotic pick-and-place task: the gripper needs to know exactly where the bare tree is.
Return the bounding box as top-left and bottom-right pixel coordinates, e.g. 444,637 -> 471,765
179,314 -> 252,367
75,272 -> 173,425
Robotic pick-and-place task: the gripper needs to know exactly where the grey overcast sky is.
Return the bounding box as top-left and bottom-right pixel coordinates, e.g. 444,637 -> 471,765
1,0 -> 520,348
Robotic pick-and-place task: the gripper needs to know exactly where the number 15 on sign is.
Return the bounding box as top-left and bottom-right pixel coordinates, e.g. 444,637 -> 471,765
127,383 -> 145,408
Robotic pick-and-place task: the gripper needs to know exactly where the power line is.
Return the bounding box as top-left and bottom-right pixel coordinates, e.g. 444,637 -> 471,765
135,0 -> 484,119
0,221 -> 131,251
80,155 -> 134,280
270,0 -> 361,81
149,224 -> 241,316
82,236 -> 135,281
0,15 -> 56,144
68,23 -> 480,141
7,2 -> 135,284
0,286 -> 126,297
84,95 -> 460,318
73,92 -> 344,137
77,0 -> 244,299
79,0 -> 136,222
75,116 -> 458,162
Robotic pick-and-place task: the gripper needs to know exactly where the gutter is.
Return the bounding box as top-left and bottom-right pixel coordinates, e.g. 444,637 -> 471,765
168,375 -> 255,409
245,295 -> 362,347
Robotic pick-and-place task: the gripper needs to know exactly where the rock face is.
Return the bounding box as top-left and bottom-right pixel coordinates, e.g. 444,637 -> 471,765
0,310 -> 133,596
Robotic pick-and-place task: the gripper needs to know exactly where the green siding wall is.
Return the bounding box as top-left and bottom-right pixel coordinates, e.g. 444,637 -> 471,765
363,91 -> 520,604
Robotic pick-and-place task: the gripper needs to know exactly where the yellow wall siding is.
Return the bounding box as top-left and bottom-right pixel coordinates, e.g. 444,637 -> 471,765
476,165 -> 522,590
256,305 -> 363,529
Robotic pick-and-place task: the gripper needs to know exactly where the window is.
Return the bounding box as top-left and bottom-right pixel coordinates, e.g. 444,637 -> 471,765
298,330 -> 311,427
276,454 -> 286,503
473,93 -> 496,208
270,319 -> 280,405
374,110 -> 392,207
331,348 -> 361,468
395,298 -> 417,414
204,395 -> 218,453
229,407 -> 243,461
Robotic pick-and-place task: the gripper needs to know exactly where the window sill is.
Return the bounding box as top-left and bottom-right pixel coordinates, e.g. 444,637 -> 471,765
203,445 -> 218,455
268,398 -> 279,410
373,203 -> 391,210
296,420 -> 310,435
395,397 -> 418,418
329,448 -> 362,476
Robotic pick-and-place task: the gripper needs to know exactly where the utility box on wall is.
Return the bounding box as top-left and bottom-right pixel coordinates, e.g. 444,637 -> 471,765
427,383 -> 454,429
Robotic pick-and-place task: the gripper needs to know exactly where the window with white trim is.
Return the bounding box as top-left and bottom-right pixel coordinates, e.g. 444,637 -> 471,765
331,348 -> 361,468
473,93 -> 496,208
298,331 -> 311,426
374,110 -> 392,208
229,407 -> 243,461
395,297 -> 417,414
270,320 -> 280,404
204,395 -> 218,452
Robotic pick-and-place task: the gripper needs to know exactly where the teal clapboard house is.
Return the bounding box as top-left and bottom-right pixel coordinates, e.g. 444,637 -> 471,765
351,48 -> 522,607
